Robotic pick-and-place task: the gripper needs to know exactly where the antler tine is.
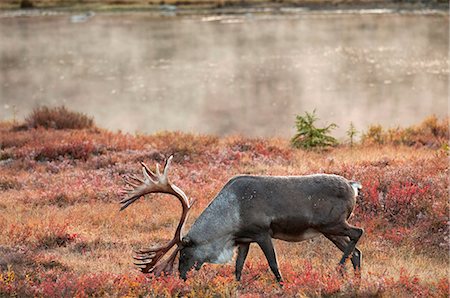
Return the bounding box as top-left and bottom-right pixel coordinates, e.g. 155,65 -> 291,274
152,248 -> 179,275
120,196 -> 140,211
133,245 -> 165,255
141,161 -> 157,182
128,174 -> 145,184
156,163 -> 161,177
123,176 -> 140,188
163,155 -> 173,178
134,246 -> 180,275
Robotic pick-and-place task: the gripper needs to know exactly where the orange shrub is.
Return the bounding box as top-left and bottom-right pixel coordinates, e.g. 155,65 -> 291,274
361,116 -> 449,148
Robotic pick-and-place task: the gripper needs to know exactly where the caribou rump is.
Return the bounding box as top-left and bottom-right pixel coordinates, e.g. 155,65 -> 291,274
120,156 -> 363,282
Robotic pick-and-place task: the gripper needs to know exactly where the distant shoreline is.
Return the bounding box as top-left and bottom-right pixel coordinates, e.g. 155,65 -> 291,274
1,0 -> 448,14
0,8 -> 447,20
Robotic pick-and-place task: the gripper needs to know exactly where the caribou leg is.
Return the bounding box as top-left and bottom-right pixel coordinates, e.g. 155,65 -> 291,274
319,223 -> 363,268
324,234 -> 362,271
235,243 -> 250,281
257,235 -> 282,283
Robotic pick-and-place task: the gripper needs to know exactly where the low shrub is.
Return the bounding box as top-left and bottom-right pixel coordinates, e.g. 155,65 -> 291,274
361,115 -> 449,147
33,141 -> 96,161
6,129 -> 102,162
143,131 -> 219,163
23,106 -> 94,130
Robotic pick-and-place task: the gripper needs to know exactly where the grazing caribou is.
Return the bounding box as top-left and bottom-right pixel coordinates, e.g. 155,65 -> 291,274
120,156 -> 363,282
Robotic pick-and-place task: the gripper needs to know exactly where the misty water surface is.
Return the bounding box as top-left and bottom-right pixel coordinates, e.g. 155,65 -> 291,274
0,11 -> 448,138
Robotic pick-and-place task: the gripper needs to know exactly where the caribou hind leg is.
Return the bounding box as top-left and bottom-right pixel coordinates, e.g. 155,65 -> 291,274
319,223 -> 363,270
235,243 -> 250,281
324,234 -> 362,272
257,235 -> 283,283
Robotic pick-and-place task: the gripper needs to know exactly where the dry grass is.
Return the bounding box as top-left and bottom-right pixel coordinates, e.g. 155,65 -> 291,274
0,117 -> 448,297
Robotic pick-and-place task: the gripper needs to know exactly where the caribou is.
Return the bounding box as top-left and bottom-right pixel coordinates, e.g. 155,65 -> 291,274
120,156 -> 363,282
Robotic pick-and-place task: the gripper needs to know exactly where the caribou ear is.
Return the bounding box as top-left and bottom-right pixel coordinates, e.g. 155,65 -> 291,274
181,236 -> 193,247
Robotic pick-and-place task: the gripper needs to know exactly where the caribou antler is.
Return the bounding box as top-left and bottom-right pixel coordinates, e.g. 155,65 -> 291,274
119,155 -> 194,275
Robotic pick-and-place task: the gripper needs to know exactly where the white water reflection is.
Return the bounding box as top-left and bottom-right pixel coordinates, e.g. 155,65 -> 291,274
0,12 -> 448,137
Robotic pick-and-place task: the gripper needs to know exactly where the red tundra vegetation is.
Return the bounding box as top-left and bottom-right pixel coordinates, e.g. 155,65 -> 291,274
0,110 -> 448,297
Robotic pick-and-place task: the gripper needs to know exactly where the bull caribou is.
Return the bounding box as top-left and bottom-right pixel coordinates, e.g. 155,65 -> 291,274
120,156 -> 363,282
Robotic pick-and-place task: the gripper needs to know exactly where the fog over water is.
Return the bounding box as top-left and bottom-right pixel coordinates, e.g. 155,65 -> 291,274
0,11 -> 448,138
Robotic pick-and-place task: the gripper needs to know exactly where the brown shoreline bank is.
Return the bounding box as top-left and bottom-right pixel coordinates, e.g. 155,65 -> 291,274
2,0 -> 449,12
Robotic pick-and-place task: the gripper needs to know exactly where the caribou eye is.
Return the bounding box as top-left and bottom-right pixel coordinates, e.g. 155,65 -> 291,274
181,236 -> 192,247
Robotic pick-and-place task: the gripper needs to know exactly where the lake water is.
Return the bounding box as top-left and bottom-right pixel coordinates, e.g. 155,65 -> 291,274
0,10 -> 448,138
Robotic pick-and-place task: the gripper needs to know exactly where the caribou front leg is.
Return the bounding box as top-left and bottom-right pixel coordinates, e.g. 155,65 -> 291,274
235,243 -> 250,281
257,235 -> 282,283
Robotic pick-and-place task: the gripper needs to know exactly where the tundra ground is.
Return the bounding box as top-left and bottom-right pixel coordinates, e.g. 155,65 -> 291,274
0,118 -> 448,297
